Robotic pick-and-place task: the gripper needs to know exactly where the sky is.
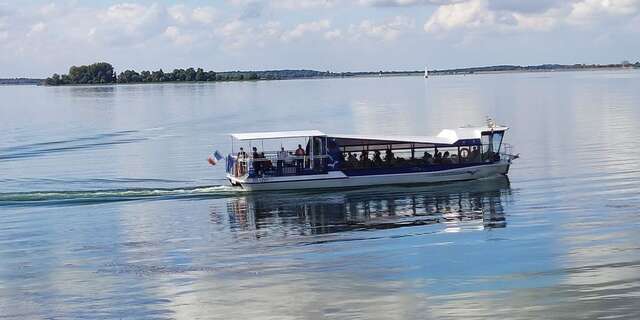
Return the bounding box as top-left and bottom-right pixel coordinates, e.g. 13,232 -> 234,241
1,0 -> 639,77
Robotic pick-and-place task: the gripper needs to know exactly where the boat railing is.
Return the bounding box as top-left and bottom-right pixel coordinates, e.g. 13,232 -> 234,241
500,143 -> 518,160
228,151 -> 331,178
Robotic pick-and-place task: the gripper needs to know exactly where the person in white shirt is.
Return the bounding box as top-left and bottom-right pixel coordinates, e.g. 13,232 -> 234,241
277,147 -> 288,175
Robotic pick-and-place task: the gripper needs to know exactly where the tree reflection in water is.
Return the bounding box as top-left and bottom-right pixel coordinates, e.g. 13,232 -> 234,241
215,176 -> 512,238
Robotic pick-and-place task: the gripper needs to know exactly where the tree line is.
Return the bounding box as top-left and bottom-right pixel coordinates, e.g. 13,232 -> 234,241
44,62 -> 335,86
43,61 -> 640,86
45,62 -> 116,85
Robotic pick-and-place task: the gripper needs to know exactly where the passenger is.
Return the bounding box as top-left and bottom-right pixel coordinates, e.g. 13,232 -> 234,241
373,150 -> 383,167
360,151 -> 370,167
277,147 -> 288,175
442,151 -> 452,164
471,146 -> 480,162
251,147 -> 262,175
434,151 -> 442,164
237,147 -> 247,159
260,152 -> 272,172
423,152 -> 433,165
236,147 -> 248,175
294,144 -> 305,172
347,152 -> 358,166
384,149 -> 394,165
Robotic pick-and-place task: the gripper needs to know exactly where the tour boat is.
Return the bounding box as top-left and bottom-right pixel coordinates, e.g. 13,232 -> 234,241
222,121 -> 517,191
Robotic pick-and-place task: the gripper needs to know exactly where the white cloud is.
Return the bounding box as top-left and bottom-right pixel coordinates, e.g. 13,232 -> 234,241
168,5 -> 217,25
351,16 -> 414,41
164,26 -> 194,45
215,20 -> 257,49
359,0 -> 459,6
27,22 -> 46,37
192,7 -> 217,24
424,0 -> 564,33
324,29 -> 343,40
167,5 -> 189,24
424,0 -> 494,32
512,10 -> 560,31
568,0 -> 640,25
280,19 -> 331,41
272,0 -> 339,9
38,3 -> 58,17
89,3 -> 167,46
263,21 -> 283,37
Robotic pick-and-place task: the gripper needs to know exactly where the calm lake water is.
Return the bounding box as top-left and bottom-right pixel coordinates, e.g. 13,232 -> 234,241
1,71 -> 640,319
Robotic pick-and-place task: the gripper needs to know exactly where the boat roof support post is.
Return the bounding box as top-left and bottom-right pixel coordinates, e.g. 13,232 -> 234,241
310,136 -> 314,170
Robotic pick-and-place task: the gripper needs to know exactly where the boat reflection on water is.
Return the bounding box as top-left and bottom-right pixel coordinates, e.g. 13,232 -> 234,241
217,176 -> 512,237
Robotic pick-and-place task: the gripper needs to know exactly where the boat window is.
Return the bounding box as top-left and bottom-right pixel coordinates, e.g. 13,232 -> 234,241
481,133 -> 491,156
492,131 -> 504,153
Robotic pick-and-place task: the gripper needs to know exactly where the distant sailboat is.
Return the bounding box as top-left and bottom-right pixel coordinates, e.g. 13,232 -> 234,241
424,67 -> 429,78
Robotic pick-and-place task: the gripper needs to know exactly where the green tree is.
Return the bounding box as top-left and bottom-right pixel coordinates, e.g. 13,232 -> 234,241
185,68 -> 196,81
46,62 -> 115,85
172,69 -> 185,81
45,73 -> 61,85
151,69 -> 164,82
195,68 -> 206,81
141,71 -> 152,82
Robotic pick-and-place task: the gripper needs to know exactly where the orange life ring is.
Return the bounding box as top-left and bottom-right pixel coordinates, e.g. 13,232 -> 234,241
459,148 -> 470,159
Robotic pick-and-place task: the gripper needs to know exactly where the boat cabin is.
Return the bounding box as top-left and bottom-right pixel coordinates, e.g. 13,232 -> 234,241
226,126 -> 511,179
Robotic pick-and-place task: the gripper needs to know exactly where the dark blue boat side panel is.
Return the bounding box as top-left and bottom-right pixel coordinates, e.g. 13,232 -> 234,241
341,162 -> 496,176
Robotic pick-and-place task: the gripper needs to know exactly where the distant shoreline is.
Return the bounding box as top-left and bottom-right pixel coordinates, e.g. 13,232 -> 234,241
3,63 -> 638,86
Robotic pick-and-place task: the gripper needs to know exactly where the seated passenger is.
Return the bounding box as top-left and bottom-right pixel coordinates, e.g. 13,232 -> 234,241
434,151 -> 443,164
384,149 -> 394,165
373,150 -> 383,166
471,146 -> 480,162
423,152 -> 433,165
260,152 -> 273,171
360,151 -> 370,167
346,152 -> 358,168
442,151 -> 452,164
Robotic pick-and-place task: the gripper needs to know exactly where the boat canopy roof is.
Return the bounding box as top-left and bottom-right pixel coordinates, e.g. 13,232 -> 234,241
231,130 -> 326,140
229,126 -> 508,147
329,126 -> 508,147
327,134 -> 451,147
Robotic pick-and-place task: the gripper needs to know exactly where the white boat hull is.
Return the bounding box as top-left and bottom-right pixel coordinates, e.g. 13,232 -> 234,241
228,160 -> 511,191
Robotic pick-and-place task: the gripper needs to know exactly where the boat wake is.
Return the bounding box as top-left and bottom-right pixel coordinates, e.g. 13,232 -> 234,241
0,185 -> 240,207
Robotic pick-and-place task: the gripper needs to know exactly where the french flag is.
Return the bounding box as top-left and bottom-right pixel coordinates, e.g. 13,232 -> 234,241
207,150 -> 224,166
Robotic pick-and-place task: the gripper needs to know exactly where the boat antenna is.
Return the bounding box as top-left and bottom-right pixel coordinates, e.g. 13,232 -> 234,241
486,116 -> 496,129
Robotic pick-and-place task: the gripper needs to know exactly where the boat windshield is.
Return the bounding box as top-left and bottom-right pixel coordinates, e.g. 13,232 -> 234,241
481,130 -> 504,161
